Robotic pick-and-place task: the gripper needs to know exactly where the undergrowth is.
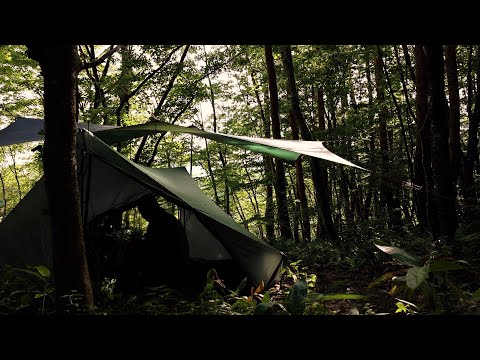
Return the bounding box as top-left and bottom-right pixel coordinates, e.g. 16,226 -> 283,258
2,221 -> 480,315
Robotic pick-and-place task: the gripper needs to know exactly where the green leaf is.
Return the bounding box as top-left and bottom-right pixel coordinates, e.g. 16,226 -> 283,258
457,232 -> 480,243
406,265 -> 430,290
236,277 -> 248,292
472,288 -> 480,299
429,260 -> 464,272
395,302 -> 407,313
310,293 -> 367,301
34,265 -> 50,278
374,243 -> 423,267
34,293 -> 43,299
15,268 -> 45,282
286,280 -> 308,315
253,302 -> 275,315
0,199 -> 5,207
368,272 -> 400,289
262,292 -> 270,303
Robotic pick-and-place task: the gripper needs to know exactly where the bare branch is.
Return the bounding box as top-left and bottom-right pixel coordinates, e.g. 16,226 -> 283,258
80,45 -> 124,71
129,45 -> 184,100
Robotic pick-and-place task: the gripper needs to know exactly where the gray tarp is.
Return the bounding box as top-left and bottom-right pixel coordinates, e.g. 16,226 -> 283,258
0,117 -> 117,147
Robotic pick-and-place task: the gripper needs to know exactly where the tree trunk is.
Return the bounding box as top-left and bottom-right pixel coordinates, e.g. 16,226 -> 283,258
264,45 -> 292,242
363,133 -> 375,220
402,45 -> 416,85
82,45 -> 110,124
426,45 -> 458,240
204,138 -> 221,205
363,50 -> 376,220
205,57 -> 230,215
382,47 -> 413,225
414,45 -> 437,234
280,45 -> 338,243
115,46 -> 134,127
287,172 -> 300,243
394,45 -> 416,125
316,87 -> 329,237
445,45 -> 462,188
373,50 -> 396,222
0,170 -> 6,218
232,191 -> 249,231
464,46 -> 480,202
6,147 -> 22,200
26,45 -> 94,309
251,71 -> 275,242
289,109 -> 311,242
242,161 -> 264,240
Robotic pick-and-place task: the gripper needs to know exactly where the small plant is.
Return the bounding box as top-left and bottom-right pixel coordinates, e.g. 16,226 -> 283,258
394,299 -> 417,315
0,264 -> 55,315
369,241 -> 471,313
100,278 -> 117,301
282,260 -> 317,289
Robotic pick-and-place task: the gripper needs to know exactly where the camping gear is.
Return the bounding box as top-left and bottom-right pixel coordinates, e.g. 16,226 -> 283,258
0,122 -> 284,287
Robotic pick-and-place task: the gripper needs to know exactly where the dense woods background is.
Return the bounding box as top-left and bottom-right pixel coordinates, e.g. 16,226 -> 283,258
1,45 -> 480,315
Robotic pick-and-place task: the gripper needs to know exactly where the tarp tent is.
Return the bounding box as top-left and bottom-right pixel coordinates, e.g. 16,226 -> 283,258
0,127 -> 284,287
0,117 -> 365,287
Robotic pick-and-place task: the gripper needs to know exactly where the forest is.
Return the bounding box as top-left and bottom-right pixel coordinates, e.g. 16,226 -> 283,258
0,44 -> 479,315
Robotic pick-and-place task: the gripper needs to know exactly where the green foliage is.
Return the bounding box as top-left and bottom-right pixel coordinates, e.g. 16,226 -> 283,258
0,264 -> 54,315
374,242 -> 423,267
370,242 -> 479,313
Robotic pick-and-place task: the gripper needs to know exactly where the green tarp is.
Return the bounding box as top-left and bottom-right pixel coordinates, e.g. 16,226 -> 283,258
0,129 -> 284,286
95,121 -> 366,169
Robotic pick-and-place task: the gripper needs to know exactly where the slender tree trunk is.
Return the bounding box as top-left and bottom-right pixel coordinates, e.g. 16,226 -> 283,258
287,172 -> 300,243
289,109 -> 311,242
26,45 -> 94,308
363,133 -> 375,220
464,46 -> 480,201
316,87 -> 328,238
402,45 -> 416,85
251,72 -> 275,242
280,45 -> 338,243
82,45 -> 111,124
265,45 -> 292,242
204,58 -> 230,215
232,191 -> 249,231
123,210 -> 130,229
204,138 -> 220,205
414,45 -> 437,235
242,160 -> 263,232
393,46 -> 416,172
115,46 -> 134,127
6,148 -> 22,200
374,50 -> 396,222
394,46 -> 416,123
426,45 -> 458,240
445,45 -> 462,188
382,48 -> 413,225
363,50 -> 375,220
0,170 -> 6,218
